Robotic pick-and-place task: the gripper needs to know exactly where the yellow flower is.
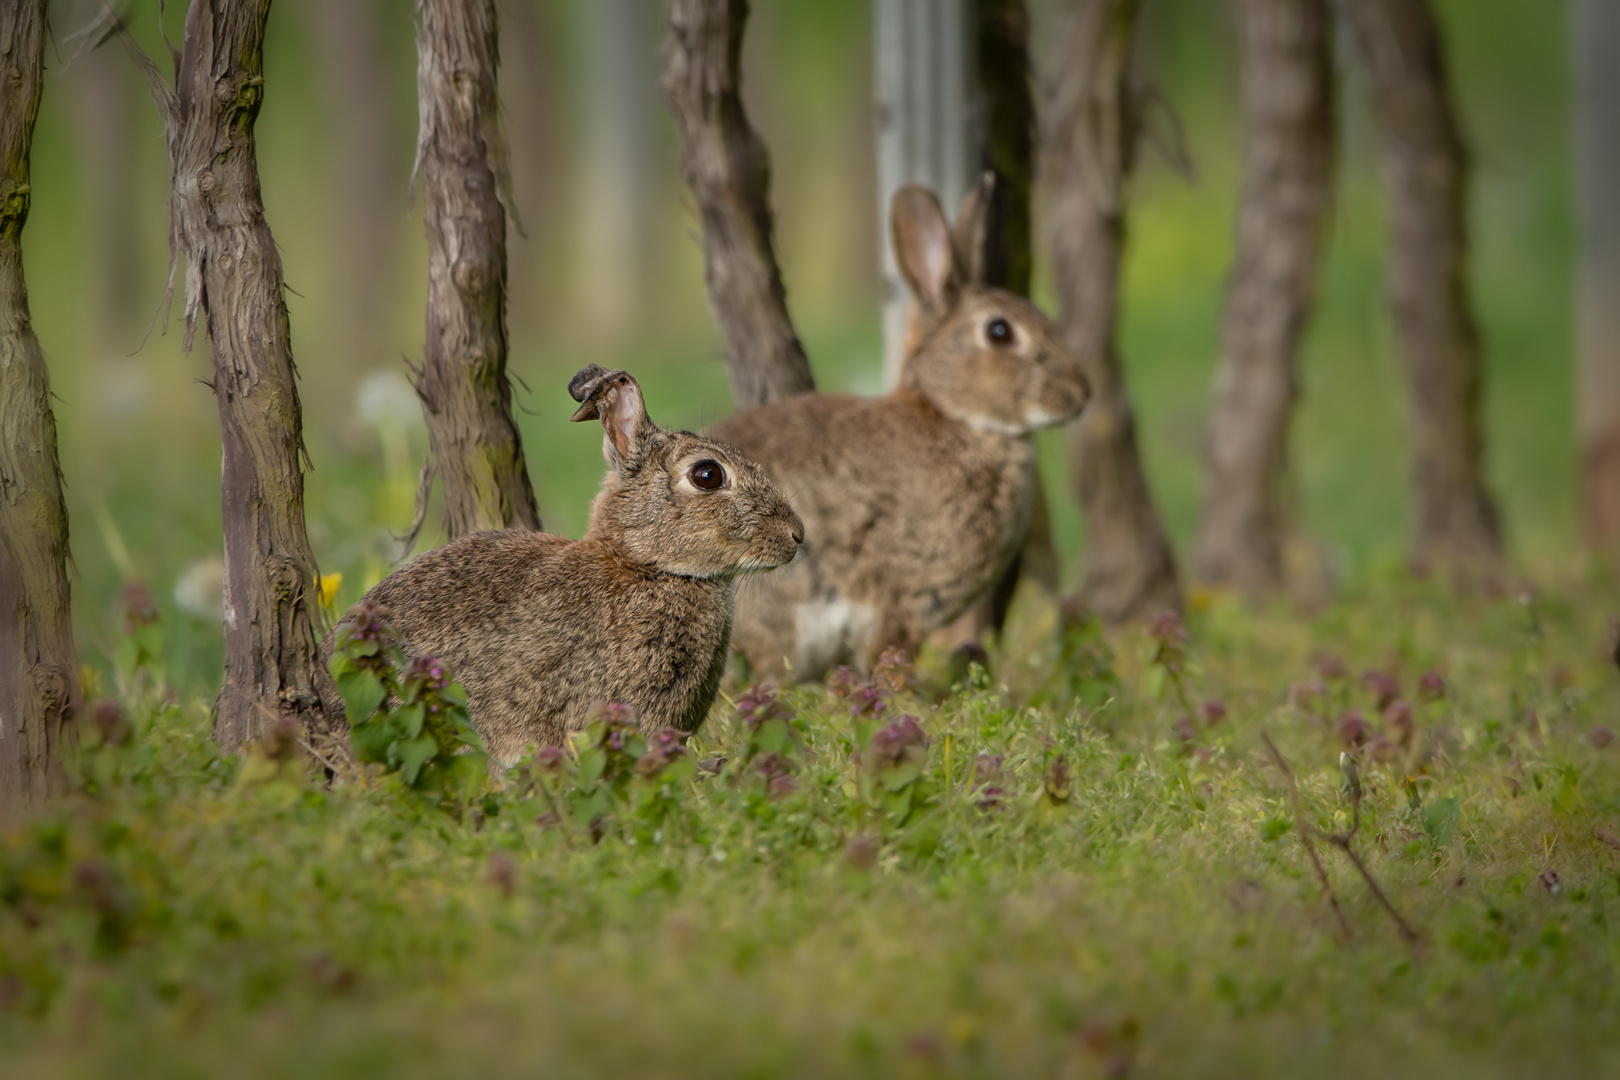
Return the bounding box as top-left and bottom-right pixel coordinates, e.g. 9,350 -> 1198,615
317,572 -> 343,611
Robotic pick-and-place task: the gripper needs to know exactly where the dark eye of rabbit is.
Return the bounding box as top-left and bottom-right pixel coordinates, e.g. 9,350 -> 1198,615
986,317 -> 1014,346
688,460 -> 726,491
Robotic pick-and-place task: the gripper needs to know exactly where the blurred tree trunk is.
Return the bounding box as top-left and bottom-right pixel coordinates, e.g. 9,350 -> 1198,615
413,0 -> 541,537
974,0 -> 1034,298
306,0 -> 396,369
69,41 -> 142,351
661,0 -> 816,408
1339,0 -> 1501,577
1045,0 -> 1180,623
1573,0 -> 1620,554
1195,0 -> 1335,594
136,0 -> 335,750
0,0 -> 79,816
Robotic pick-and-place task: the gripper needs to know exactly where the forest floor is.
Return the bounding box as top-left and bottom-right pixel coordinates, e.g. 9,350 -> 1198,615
3,568 -> 1619,1079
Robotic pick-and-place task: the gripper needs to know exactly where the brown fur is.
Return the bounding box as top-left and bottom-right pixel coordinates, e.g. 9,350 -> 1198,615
342,367 -> 803,764
710,179 -> 1090,680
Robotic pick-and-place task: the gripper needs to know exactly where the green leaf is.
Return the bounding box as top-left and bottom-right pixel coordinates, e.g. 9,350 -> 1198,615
880,761 -> 920,793
337,669 -> 386,723
577,748 -> 607,788
1423,797 -> 1459,847
752,717 -> 788,756
1145,664 -> 1168,701
396,734 -> 438,786
393,703 -> 426,740
349,717 -> 394,763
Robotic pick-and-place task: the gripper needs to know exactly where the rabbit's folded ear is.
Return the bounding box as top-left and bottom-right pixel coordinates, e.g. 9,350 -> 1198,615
951,171 -> 995,286
568,366 -> 656,468
891,184 -> 961,315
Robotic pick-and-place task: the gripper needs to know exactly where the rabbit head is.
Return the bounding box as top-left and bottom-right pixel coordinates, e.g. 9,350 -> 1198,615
892,176 -> 1090,436
568,365 -> 804,578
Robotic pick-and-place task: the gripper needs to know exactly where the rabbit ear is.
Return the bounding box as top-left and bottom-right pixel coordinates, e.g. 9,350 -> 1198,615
951,171 -> 995,286
891,184 -> 961,314
568,366 -> 655,468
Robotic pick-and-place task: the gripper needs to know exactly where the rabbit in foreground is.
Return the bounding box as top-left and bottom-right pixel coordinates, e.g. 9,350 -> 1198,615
708,178 -> 1090,681
348,367 -> 803,765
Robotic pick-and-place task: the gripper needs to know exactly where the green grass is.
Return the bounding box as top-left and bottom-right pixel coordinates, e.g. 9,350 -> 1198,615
5,574 -> 1619,1078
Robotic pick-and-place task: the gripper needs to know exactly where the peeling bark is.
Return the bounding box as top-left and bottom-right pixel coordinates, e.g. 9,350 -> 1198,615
1196,0 -> 1334,594
1044,0 -> 1180,622
0,0 -> 78,816
413,0 -> 541,538
660,0 -> 816,409
1339,0 -> 1501,577
129,0 -> 335,750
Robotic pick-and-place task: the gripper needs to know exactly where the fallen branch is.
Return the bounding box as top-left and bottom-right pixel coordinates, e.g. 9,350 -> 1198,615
1259,731 -> 1352,941
1328,751 -> 1423,949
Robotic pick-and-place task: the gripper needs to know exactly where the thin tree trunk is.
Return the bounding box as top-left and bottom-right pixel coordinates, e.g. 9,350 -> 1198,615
975,0 -> 1034,298
1045,0 -> 1180,623
0,0 -> 78,816
1338,0 -> 1501,577
1574,0 -> 1620,554
129,0 -> 334,750
1195,0 -> 1334,593
413,0 -> 541,537
661,0 -> 816,409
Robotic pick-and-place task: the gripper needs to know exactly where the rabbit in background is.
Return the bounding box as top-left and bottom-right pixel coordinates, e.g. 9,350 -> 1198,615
709,177 -> 1090,681
341,366 -> 803,765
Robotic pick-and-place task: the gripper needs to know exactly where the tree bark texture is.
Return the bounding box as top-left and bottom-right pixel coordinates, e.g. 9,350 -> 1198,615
661,0 -> 816,409
1339,0 -> 1501,575
413,0 -> 541,537
1044,0 -> 1180,622
134,0 -> 333,750
1195,0 -> 1334,593
0,0 -> 78,816
1573,0 -> 1620,553
974,0 -> 1034,298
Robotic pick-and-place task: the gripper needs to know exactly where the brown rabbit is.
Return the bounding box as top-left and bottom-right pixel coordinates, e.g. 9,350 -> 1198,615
708,178 -> 1090,681
345,366 -> 803,765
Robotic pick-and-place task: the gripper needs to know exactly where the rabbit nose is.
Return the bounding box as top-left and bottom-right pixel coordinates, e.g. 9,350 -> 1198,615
791,522 -> 805,545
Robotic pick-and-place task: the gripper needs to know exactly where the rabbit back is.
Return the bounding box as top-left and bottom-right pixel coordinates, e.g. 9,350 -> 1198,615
363,529 -> 734,764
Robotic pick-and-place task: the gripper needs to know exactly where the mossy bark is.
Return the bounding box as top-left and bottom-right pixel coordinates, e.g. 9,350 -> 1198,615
412,0 -> 541,538
0,0 -> 79,816
660,0 -> 816,409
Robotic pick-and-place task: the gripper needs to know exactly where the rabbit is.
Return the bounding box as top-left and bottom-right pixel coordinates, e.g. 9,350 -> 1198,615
342,366 -> 804,765
706,176 -> 1090,682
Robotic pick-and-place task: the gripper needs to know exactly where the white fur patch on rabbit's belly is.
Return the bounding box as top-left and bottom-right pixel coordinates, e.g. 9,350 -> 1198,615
794,597 -> 876,676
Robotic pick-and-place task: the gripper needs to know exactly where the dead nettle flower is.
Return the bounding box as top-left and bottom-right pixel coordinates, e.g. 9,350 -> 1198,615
587,701 -> 640,745
532,745 -> 568,777
848,682 -> 889,720
121,581 -> 159,632
486,851 -> 516,899
1591,726 -> 1615,751
1290,679 -> 1327,712
865,715 -> 928,769
335,599 -> 400,673
1201,700 -> 1227,726
88,699 -> 132,746
1418,668 -> 1447,702
1174,716 -> 1198,744
1362,670 -> 1401,711
826,666 -> 861,700
1335,710 -> 1371,747
1313,653 -> 1348,681
872,647 -> 916,696
1384,700 -> 1415,748
1147,610 -> 1188,671
734,684 -> 791,730
400,653 -> 456,721
971,754 -> 1006,812
636,727 -> 689,778
752,752 -> 798,798
1043,756 -> 1073,804
844,833 -> 880,871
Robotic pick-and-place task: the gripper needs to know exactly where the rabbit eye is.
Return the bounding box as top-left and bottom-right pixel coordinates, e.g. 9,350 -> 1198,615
986,317 -> 1014,347
688,459 -> 726,491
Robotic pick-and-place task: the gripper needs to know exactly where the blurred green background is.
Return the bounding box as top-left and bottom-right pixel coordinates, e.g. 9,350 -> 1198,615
24,0 -> 1574,695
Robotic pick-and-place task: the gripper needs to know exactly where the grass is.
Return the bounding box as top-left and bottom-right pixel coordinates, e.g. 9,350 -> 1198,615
4,570 -> 1619,1078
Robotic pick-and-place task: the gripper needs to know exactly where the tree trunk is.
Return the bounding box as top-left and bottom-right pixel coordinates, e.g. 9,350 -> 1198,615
1044,0 -> 1180,623
1338,0 -> 1501,577
0,0 -> 78,817
413,0 -> 541,537
1574,0 -> 1620,554
132,0 -> 334,751
974,0 -> 1034,299
660,0 -> 816,409
1195,0 -> 1335,594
